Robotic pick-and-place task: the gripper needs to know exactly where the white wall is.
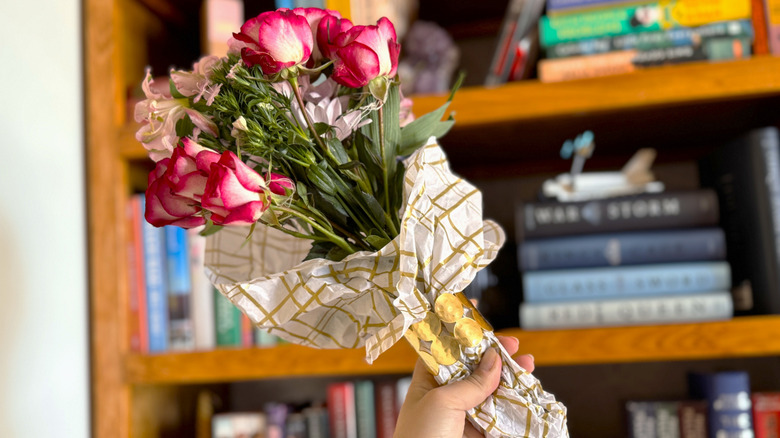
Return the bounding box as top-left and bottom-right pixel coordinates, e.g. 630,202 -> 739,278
0,1 -> 89,437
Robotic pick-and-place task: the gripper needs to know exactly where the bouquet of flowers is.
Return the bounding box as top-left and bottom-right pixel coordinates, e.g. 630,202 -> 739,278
135,7 -> 568,437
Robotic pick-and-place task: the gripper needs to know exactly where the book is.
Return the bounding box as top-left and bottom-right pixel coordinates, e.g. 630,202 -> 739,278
538,35 -> 751,82
285,412 -> 307,438
522,261 -> 731,302
547,0 -> 641,15
165,226 -> 194,351
678,400 -> 708,438
752,392 -> 780,438
328,381 -> 357,438
265,402 -> 289,438
212,411 -> 267,438
699,127 -> 780,315
752,0 -> 770,55
544,19 -> 752,58
126,194 -> 148,353
140,197 -> 169,353
688,371 -> 754,438
214,289 -> 242,347
519,291 -> 733,329
187,229 -> 216,350
519,228 -> 726,271
517,189 -> 720,240
303,405 -> 329,438
485,0 -> 547,85
354,380 -> 377,438
767,0 -> 780,54
539,0 -> 753,46
656,401 -> 681,438
626,401 -> 656,438
374,380 -> 397,438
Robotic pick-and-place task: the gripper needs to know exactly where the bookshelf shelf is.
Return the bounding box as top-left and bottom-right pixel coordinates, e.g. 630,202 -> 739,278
125,315 -> 780,384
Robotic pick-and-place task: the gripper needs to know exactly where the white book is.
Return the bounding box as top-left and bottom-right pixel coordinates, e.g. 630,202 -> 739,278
520,291 -> 733,330
188,229 -> 216,350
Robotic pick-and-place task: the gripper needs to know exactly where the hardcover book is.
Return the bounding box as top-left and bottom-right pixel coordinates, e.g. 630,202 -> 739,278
519,228 -> 726,271
520,291 -> 733,329
522,261 -> 731,302
328,381 -> 358,438
688,371 -> 754,438
354,380 -> 377,438
127,194 -> 148,353
214,288 -> 242,347
626,401 -> 656,438
699,127 -> 780,315
517,190 -> 720,240
678,400 -> 708,438
752,392 -> 780,438
165,226 -> 194,351
539,0 -> 752,46
374,380 -> 397,438
140,197 -> 169,353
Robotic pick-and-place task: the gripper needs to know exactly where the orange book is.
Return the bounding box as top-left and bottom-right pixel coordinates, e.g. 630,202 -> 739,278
538,50 -> 638,82
127,195 -> 149,353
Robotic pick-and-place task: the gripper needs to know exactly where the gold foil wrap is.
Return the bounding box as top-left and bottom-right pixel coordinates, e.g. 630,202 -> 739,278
205,140 -> 569,437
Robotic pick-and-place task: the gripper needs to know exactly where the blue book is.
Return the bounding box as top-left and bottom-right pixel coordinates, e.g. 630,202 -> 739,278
164,226 -> 194,351
275,0 -> 294,8
519,228 -> 726,271
688,371 -> 754,438
522,261 -> 731,303
139,198 -> 169,353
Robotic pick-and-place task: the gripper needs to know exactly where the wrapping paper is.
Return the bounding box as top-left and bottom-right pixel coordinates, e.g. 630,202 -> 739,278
205,139 -> 568,437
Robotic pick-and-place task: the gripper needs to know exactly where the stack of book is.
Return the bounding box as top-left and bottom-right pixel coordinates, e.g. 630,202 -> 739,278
516,189 -> 734,330
125,193 -> 285,354
536,0 -> 756,83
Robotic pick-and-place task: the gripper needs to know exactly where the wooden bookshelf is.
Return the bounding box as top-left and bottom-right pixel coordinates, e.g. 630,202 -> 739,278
85,0 -> 780,436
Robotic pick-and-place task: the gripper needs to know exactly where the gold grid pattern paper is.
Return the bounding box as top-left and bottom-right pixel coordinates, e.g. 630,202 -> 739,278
204,139 -> 568,437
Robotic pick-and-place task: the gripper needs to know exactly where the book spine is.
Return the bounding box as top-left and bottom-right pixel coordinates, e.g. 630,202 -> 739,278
688,371 -> 754,438
127,195 -> 148,353
214,289 -> 242,347
265,402 -> 289,438
328,381 -> 358,438
767,0 -> 780,54
752,0 -> 770,55
699,127 -> 780,314
519,190 -> 720,239
354,380 -> 377,438
523,262 -> 732,302
519,291 -> 733,329
538,49 -> 638,82
519,228 -> 726,271
678,400 -> 709,438
188,229 -> 216,350
374,381 -> 397,438
655,401 -> 681,438
140,198 -> 169,353
545,19 -> 753,58
285,412 -> 307,438
752,392 -> 780,438
165,226 -> 194,351
539,0 -> 752,46
626,401 -> 657,438
547,0 -> 639,15
303,406 -> 329,438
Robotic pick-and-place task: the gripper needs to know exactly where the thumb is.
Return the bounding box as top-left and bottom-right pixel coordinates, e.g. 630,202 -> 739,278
435,348 -> 502,411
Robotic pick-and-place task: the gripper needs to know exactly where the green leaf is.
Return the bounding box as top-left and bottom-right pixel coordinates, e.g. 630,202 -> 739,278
311,190 -> 349,228
313,122 -> 331,136
169,79 -> 186,99
326,246 -> 351,261
368,77 -> 389,101
304,241 -> 336,261
307,161 -> 337,195
383,84 -> 401,176
398,101 -> 454,156
337,160 -> 366,171
199,221 -> 223,237
365,234 -> 391,251
326,138 -> 350,165
175,114 -> 196,138
296,182 -> 309,206
354,188 -> 386,229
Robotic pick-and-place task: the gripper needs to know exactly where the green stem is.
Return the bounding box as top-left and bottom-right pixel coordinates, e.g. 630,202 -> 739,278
289,76 -> 330,156
273,205 -> 359,254
377,106 -> 399,237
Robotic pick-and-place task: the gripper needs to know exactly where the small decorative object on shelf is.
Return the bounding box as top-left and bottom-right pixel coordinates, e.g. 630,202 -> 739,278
134,6 -> 567,437
542,130 -> 664,202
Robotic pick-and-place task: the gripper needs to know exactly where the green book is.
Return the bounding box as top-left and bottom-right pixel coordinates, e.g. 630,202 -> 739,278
214,289 -> 242,347
539,0 -> 751,46
354,380 -> 377,438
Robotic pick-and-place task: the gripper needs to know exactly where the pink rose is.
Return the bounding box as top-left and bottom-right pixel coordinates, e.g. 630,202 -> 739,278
144,140 -> 220,228
268,173 -> 294,196
201,151 -> 271,226
232,9 -> 313,74
316,15 -> 353,61
289,7 -> 342,65
329,17 -> 400,88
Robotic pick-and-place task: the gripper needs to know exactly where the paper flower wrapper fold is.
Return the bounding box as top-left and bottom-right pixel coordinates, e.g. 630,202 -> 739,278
205,139 -> 569,437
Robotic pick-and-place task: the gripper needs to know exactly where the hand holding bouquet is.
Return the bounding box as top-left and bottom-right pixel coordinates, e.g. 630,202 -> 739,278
135,6 -> 567,437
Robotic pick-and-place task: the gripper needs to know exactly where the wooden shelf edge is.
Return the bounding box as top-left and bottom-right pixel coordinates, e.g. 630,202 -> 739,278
412,56 -> 780,127
125,315 -> 780,385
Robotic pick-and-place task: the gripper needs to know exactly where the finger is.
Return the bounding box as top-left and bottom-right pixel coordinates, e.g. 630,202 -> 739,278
497,335 -> 519,355
435,348 -> 502,411
515,353 -> 535,373
404,358 -> 439,403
